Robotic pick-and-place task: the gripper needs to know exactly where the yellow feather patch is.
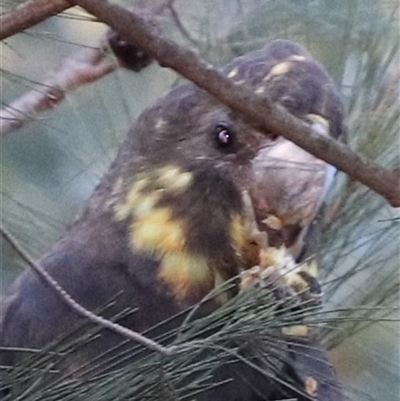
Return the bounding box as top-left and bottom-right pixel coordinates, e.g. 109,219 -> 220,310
281,325 -> 309,337
114,166 -> 193,222
264,61 -> 291,81
306,113 -> 330,129
306,113 -> 330,137
155,166 -> 193,193
114,177 -> 151,221
214,272 -> 230,305
133,207 -> 186,254
227,66 -> 239,78
155,118 -> 167,131
230,215 -> 248,254
255,86 -> 265,95
158,252 -> 213,299
287,54 -> 307,62
113,165 -> 238,302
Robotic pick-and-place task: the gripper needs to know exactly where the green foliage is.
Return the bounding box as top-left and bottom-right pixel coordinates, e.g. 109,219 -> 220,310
1,281 -> 320,400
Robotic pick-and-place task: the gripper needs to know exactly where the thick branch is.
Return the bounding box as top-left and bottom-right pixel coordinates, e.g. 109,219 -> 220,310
68,0 -> 400,207
0,0 -> 71,41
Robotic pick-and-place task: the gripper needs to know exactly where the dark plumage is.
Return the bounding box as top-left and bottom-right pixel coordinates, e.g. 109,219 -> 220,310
0,40 -> 345,400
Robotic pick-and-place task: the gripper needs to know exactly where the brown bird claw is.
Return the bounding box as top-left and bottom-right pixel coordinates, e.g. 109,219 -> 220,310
240,245 -> 323,313
240,191 -> 322,312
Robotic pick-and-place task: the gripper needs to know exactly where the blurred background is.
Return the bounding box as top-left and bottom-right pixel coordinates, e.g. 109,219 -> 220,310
1,0 -> 399,400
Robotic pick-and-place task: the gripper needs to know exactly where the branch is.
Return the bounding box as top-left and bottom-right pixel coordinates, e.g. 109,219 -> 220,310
0,0 -> 109,134
0,1 -> 172,135
0,43 -> 117,134
0,0 -> 71,41
0,0 -> 176,42
0,225 -> 173,356
2,0 -> 399,206
67,0 -> 400,207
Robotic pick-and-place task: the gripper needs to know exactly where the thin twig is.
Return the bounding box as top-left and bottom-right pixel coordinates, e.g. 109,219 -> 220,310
0,225 -> 173,356
0,0 -> 71,41
67,0 -> 400,207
